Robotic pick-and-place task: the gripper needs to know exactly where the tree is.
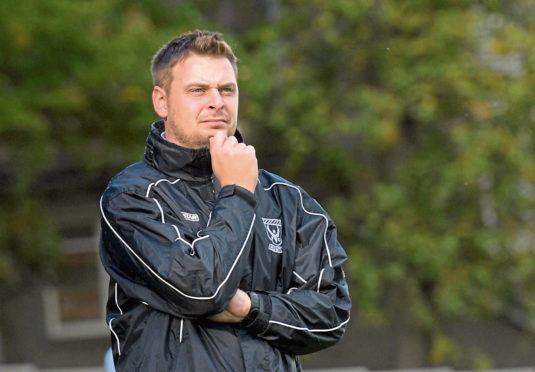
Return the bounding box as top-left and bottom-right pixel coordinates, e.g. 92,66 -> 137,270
2,0 -> 535,367
238,0 -> 535,367
0,0 -> 208,286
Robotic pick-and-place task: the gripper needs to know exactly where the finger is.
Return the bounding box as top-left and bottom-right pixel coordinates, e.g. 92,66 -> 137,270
224,135 -> 238,147
209,131 -> 226,150
220,136 -> 239,152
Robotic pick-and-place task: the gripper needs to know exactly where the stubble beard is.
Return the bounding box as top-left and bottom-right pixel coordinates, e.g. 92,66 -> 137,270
166,119 -> 237,149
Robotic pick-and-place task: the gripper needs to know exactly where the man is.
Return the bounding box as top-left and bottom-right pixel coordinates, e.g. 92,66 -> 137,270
99,30 -> 351,371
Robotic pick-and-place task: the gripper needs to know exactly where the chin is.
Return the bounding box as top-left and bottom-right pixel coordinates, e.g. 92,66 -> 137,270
207,127 -> 234,137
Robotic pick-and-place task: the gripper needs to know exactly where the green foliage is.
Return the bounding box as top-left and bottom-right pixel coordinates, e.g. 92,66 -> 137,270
239,0 -> 535,366
2,0 -> 535,366
0,0 -> 210,286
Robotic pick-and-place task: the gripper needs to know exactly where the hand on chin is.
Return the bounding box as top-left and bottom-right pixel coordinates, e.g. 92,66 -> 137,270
204,126 -> 233,140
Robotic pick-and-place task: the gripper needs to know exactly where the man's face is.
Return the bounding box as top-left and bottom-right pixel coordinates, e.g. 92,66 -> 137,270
155,54 -> 239,149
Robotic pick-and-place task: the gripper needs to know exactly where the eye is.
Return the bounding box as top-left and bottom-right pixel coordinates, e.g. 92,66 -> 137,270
189,87 -> 205,94
221,87 -> 235,95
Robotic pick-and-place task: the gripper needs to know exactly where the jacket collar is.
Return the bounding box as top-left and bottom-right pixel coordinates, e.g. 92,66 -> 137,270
143,120 -> 244,182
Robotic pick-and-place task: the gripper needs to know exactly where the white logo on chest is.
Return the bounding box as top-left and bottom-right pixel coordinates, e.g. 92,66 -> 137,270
181,212 -> 199,222
262,218 -> 283,253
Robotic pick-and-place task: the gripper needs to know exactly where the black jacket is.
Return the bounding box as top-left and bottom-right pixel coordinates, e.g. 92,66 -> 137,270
99,120 -> 351,371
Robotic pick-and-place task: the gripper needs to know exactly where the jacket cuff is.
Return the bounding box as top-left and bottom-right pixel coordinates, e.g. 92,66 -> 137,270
219,185 -> 257,208
241,291 -> 271,335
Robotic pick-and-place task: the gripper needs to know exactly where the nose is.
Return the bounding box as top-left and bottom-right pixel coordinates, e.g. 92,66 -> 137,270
208,89 -> 224,111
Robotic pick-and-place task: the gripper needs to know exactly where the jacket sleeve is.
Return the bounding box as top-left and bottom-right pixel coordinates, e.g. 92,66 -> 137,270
99,184 -> 256,318
242,186 -> 351,355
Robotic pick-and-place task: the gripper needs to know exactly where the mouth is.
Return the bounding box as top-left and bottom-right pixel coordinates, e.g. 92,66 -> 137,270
200,118 -> 228,127
202,118 -> 227,122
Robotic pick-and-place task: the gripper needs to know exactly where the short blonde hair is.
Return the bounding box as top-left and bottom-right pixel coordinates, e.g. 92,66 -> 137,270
151,30 -> 238,92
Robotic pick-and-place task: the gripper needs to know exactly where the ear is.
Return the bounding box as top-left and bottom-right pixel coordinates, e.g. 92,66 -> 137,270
152,86 -> 168,119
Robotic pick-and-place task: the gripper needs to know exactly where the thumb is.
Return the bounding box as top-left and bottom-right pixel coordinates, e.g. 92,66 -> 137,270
209,131 -> 225,151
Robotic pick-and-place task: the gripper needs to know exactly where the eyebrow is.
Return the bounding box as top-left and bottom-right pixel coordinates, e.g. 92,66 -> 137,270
184,82 -> 237,90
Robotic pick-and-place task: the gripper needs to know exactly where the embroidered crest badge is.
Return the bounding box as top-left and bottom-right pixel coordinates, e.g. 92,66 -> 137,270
262,217 -> 283,253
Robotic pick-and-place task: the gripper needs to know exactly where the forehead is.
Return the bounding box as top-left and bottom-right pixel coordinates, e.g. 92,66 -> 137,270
172,54 -> 237,85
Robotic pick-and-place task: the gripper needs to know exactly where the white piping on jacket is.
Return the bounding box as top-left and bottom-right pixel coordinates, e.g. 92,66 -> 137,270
206,211 -> 213,228
269,315 -> 350,333
145,178 -> 182,198
179,318 -> 184,343
108,318 -> 122,356
115,282 -> 123,315
293,271 -> 307,284
317,268 -> 325,293
100,191 -> 257,301
264,182 -> 350,334
172,224 -> 210,255
197,212 -> 212,238
263,182 -> 332,267
152,198 -> 165,223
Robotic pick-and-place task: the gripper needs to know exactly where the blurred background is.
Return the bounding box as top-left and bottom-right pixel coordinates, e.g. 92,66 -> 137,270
1,0 -> 535,370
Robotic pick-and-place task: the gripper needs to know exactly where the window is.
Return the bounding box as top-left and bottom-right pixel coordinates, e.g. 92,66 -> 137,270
43,231 -> 109,340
